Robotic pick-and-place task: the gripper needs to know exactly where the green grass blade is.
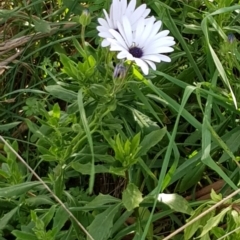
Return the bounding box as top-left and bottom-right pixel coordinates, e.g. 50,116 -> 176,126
77,90 -> 95,193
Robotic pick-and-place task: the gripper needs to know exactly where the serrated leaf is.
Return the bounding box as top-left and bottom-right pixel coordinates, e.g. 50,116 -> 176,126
158,193 -> 193,215
122,183 -> 143,211
87,203 -> 121,240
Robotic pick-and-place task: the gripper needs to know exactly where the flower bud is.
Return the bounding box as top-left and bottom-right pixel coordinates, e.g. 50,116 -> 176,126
113,63 -> 126,79
228,33 -> 235,44
79,9 -> 91,27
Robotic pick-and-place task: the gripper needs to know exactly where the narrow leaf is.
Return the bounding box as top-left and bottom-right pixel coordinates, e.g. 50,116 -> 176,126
0,206 -> 19,230
87,203 -> 121,240
0,182 -> 41,198
138,128 -> 166,157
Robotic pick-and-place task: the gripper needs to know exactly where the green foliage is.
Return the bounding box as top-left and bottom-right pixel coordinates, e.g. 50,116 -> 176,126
184,190 -> 240,240
1,0 -> 240,239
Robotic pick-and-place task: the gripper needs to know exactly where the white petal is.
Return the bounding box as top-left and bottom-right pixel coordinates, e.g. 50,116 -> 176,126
157,54 -> 171,62
134,18 -> 145,43
98,18 -> 109,28
151,37 -> 175,46
152,30 -> 170,41
131,9 -> 151,29
121,0 -> 127,16
121,16 -> 133,47
144,46 -> 174,55
131,4 -> 147,25
143,21 -> 162,46
101,39 -> 110,47
112,0 -> 120,28
97,26 -> 107,32
116,21 -> 129,46
148,21 -> 162,38
109,2 -> 114,24
109,29 -> 128,49
109,40 -> 127,51
142,8 -> 151,18
117,51 -> 129,59
144,60 -> 156,70
141,54 -> 161,62
144,40 -> 175,52
138,17 -> 155,46
98,31 -> 113,38
125,0 -> 136,16
134,58 -> 149,75
103,9 -> 114,29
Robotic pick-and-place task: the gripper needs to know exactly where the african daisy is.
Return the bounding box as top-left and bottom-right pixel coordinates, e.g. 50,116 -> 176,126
97,0 -> 150,47
107,16 -> 175,75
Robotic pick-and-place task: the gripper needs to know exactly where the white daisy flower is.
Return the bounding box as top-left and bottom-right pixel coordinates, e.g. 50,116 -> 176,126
97,0 -> 151,47
107,16 -> 175,75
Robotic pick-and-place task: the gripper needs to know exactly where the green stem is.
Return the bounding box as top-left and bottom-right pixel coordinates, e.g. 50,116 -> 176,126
81,25 -> 86,49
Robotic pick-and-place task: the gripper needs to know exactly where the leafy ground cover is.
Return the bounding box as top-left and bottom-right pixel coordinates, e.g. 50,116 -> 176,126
0,0 -> 240,239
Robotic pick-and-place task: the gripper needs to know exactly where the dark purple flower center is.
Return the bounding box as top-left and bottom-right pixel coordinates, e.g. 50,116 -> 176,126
129,47 -> 143,58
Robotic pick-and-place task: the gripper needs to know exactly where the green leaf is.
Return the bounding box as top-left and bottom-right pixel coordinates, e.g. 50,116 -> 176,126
87,203 -> 121,240
219,128 -> 240,163
25,195 -> 55,206
122,183 -> 143,211
52,103 -> 61,119
184,204 -> 214,240
71,162 -> 108,175
90,84 -> 108,96
109,166 -> 126,177
85,194 -> 121,208
200,206 -> 231,237
77,90 -> 95,193
130,132 -> 141,153
33,19 -> 51,33
178,163 -> 205,192
0,122 -> 21,132
45,85 -> 77,103
210,189 -> 222,202
0,206 -> 19,230
41,205 -> 56,227
158,193 -> 193,215
0,181 -> 41,198
72,38 -> 87,59
12,230 -> 36,240
52,206 -> 70,235
137,128 -> 166,157
139,208 -> 153,240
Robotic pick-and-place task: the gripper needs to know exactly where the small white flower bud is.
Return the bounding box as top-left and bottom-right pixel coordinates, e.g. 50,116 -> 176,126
113,63 -> 126,79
